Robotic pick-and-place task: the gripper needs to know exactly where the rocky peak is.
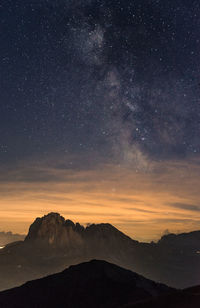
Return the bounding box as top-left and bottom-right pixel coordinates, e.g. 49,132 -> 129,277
25,213 -> 83,248
24,212 -> 134,251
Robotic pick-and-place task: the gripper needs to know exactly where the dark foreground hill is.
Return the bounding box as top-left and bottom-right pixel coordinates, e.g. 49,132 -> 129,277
127,286 -> 200,308
0,212 -> 200,290
0,260 -> 173,308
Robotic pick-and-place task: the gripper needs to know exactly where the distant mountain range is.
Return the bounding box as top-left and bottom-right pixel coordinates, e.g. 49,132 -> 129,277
0,212 -> 199,291
0,231 -> 25,246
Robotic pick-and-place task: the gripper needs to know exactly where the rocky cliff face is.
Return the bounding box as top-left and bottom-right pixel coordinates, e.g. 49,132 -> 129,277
25,213 -> 83,249
25,212 -> 135,253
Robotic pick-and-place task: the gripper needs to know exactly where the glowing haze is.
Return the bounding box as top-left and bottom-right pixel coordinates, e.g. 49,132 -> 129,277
1,157 -> 200,241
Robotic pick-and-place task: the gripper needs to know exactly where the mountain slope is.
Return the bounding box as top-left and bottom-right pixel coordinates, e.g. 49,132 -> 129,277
127,286 -> 200,308
0,260 -> 173,308
0,212 -> 141,291
0,212 -> 200,290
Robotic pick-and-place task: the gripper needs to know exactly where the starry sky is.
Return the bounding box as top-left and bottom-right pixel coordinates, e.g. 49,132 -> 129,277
1,0 -> 200,241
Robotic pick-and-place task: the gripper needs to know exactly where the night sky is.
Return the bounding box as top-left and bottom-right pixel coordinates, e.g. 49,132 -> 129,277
1,0 -> 200,241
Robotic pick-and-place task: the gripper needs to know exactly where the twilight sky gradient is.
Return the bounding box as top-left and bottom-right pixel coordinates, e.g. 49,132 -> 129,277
1,0 -> 200,241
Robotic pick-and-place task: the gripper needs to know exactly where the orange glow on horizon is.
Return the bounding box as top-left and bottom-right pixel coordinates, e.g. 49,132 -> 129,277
0,158 -> 200,242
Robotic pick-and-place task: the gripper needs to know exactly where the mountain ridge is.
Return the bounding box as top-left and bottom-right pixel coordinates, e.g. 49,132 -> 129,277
0,260 -> 173,308
25,212 -> 136,245
0,212 -> 200,291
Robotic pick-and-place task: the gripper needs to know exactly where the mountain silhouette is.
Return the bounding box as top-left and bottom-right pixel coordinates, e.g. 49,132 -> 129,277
0,260 -> 173,308
127,285 -> 200,308
0,212 -> 200,290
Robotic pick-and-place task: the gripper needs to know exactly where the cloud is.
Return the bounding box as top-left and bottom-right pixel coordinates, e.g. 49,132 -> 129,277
125,207 -> 157,214
168,202 -> 200,212
1,157 -> 200,240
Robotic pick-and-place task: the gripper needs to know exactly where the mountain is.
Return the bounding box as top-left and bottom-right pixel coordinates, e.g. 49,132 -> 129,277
0,212 -> 200,290
0,231 -> 25,246
0,260 -> 173,308
0,212 -> 140,291
127,286 -> 200,308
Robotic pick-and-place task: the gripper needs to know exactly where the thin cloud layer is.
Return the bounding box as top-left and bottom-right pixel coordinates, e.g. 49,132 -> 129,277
1,158 -> 200,241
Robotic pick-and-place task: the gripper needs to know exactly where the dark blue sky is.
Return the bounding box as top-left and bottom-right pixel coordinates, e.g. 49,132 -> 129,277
1,0 -> 200,167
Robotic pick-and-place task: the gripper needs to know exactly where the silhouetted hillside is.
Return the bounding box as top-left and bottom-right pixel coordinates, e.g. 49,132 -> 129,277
0,260 -> 173,308
127,286 -> 200,308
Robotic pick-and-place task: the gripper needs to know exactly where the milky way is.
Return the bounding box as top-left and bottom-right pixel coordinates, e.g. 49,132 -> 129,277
1,0 -> 200,167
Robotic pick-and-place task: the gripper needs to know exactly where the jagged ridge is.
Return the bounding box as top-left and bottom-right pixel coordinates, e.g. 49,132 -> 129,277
25,212 -> 135,249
